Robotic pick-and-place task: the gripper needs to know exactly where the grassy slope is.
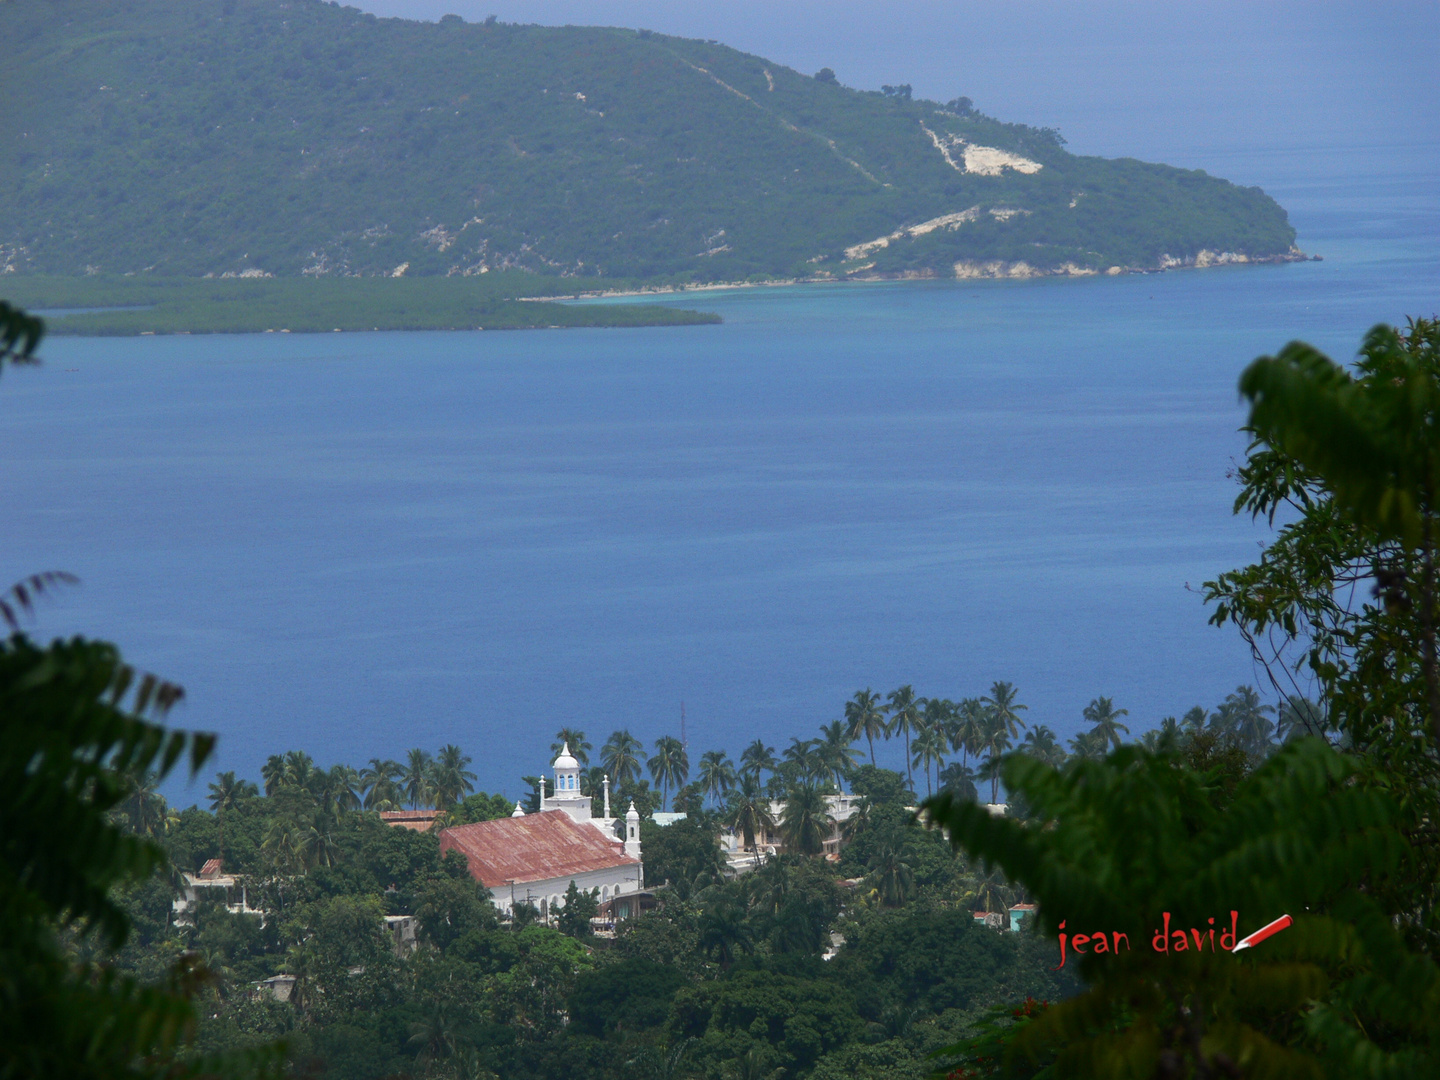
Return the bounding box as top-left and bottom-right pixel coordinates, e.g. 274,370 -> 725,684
1,275 -> 719,335
1,0 -> 1298,286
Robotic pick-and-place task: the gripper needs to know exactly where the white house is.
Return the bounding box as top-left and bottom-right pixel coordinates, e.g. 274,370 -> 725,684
172,859 -> 264,925
438,744 -> 645,919
718,792 -> 867,870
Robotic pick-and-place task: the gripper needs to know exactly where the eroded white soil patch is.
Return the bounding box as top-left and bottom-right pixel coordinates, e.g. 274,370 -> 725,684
844,206 -> 980,259
920,123 -> 1043,176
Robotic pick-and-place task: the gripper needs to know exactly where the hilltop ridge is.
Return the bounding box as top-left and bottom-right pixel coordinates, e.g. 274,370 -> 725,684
2,0 -> 1304,284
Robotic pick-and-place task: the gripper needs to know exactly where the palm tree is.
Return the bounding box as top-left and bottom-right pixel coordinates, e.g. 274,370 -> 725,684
552,728 -> 592,766
1278,696 -> 1327,742
121,772 -> 170,837
937,762 -> 978,801
408,1002 -> 464,1071
261,815 -> 310,874
885,685 -> 921,790
1141,718 -> 1184,755
698,902 -> 753,968
207,770 -> 258,865
867,841 -> 916,907
1082,696 -> 1131,751
749,855 -> 793,916
431,744 -> 477,810
975,712 -> 1012,803
778,782 -> 835,856
910,722 -> 948,796
1019,725 -> 1066,767
601,730 -> 645,787
947,697 -> 986,768
648,735 -> 689,809
973,864 -> 1014,914
725,1048 -> 779,1080
293,817 -> 341,869
281,750 -> 318,791
207,770 -> 257,814
580,765 -> 608,799
982,681 -> 1028,740
781,737 -> 820,784
1068,728 -> 1107,761
921,695 -> 954,745
739,739 -> 777,781
844,688 -> 888,767
840,794 -> 874,842
815,720 -> 861,791
360,758 -> 404,810
402,748 -> 434,808
1181,705 -> 1209,733
726,775 -> 776,854
697,750 -> 736,807
261,754 -> 286,796
1217,685 -> 1276,757
315,764 -> 361,814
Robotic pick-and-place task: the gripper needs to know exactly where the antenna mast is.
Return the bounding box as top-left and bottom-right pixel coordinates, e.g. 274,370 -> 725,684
680,701 -> 687,752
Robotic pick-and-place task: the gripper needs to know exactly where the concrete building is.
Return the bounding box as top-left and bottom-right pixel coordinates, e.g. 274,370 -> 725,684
718,792 -> 867,870
172,859 -> 263,925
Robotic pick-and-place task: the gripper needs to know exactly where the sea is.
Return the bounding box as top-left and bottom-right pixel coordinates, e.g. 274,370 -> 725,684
3,139 -> 1436,804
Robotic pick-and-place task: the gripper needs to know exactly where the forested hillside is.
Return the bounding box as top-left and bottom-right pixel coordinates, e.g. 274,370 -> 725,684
2,0 -> 1302,282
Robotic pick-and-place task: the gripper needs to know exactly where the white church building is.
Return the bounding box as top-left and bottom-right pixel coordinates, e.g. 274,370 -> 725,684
438,744 -> 645,919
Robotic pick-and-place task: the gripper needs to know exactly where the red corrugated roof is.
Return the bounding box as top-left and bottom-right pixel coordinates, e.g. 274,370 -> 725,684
199,858 -> 223,878
439,810 -> 637,888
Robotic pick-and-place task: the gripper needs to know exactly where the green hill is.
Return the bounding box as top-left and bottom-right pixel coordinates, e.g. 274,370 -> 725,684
2,0 -> 1303,284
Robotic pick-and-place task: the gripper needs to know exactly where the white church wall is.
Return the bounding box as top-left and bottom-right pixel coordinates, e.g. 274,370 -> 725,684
490,862 -> 643,915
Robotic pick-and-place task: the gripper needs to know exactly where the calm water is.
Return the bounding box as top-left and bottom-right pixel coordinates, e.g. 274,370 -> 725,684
3,141 -> 1437,802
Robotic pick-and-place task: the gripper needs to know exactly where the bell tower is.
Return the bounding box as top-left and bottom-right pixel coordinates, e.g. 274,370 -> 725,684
547,742 -> 592,824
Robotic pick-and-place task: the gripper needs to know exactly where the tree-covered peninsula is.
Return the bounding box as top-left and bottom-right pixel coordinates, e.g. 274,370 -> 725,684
3,0 -> 1304,290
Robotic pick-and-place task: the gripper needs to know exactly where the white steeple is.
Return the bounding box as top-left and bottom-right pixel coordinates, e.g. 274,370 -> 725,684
553,742 -> 580,794
624,800 -> 641,858
602,774 -> 611,820
547,742 -> 593,824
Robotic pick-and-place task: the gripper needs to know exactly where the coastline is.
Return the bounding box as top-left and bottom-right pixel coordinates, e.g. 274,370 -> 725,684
531,248 -> 1319,302
3,246 -> 1318,336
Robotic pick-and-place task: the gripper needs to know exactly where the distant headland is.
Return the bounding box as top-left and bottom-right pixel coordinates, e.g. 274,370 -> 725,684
3,0 -> 1307,311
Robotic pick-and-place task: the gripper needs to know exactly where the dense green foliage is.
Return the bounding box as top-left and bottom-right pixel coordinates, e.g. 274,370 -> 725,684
0,274 -> 718,335
92,765 -> 1074,1080
3,0 -> 1298,284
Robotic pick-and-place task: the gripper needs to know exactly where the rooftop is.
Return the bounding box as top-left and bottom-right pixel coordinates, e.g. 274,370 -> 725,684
439,810 -> 637,889
380,809 -> 442,832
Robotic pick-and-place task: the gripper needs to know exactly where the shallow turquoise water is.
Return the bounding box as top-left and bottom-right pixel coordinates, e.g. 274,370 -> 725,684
2,142 -> 1436,801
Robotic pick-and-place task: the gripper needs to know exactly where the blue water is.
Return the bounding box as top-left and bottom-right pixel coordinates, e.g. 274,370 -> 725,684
3,141 -> 1436,804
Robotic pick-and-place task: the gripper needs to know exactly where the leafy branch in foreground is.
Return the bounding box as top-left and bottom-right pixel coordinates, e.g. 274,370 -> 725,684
1208,317 -> 1440,746
922,741 -> 1439,1079
0,627 -> 277,1079
0,297 -> 44,366
1205,316 -> 1440,946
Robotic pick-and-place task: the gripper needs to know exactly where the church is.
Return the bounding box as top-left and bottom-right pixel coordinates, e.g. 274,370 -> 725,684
438,744 -> 645,919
